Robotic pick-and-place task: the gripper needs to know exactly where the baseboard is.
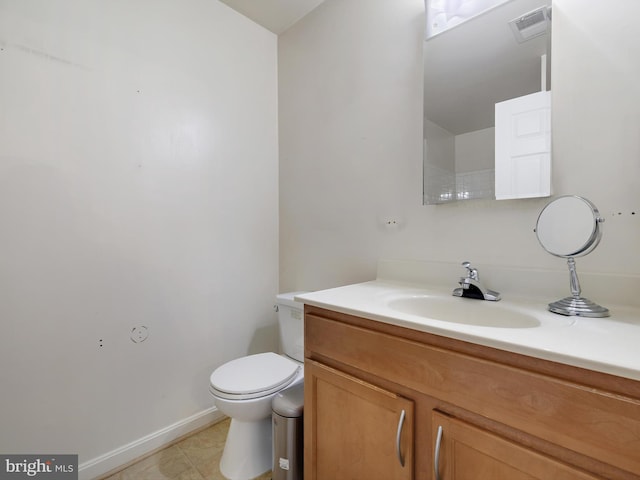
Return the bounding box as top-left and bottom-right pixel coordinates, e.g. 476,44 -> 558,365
78,406 -> 225,480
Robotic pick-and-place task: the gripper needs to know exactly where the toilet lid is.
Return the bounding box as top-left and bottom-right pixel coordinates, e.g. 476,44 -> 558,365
210,352 -> 300,400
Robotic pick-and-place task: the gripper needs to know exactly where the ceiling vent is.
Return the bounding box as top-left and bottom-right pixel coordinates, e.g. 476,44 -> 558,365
509,6 -> 550,43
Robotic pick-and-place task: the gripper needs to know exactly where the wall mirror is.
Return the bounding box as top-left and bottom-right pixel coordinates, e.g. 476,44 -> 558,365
423,0 -> 552,204
535,196 -> 609,317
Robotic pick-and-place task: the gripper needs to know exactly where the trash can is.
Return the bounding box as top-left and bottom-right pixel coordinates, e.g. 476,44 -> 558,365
272,382 -> 304,480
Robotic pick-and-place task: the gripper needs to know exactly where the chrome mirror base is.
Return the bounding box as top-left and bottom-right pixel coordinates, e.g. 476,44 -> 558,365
548,296 -> 610,318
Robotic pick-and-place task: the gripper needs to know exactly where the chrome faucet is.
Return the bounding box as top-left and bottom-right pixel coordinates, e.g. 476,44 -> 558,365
452,261 -> 501,301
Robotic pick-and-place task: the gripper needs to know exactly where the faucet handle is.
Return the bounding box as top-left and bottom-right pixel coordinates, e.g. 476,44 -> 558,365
461,261 -> 479,280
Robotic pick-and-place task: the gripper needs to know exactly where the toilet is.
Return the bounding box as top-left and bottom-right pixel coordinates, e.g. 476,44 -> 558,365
209,292 -> 306,480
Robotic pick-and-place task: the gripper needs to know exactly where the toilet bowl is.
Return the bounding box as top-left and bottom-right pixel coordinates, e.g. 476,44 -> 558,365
209,292 -> 306,480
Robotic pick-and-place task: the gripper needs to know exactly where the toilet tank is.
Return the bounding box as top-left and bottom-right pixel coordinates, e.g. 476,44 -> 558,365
276,292 -> 307,363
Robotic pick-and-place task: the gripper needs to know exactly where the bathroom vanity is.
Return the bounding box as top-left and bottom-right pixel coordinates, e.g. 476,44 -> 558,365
298,280 -> 640,480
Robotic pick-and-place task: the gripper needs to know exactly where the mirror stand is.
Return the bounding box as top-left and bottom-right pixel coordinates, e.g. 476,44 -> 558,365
535,195 -> 610,318
548,257 -> 610,317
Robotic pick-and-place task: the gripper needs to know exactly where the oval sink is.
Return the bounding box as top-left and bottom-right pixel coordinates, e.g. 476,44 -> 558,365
387,295 -> 540,328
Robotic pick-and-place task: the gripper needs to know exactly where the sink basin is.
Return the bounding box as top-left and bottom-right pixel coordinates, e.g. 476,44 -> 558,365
387,295 -> 540,328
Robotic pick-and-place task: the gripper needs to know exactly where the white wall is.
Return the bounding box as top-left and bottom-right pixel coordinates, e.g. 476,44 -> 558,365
551,0 -> 640,274
0,0 -> 279,474
455,127 -> 494,173
279,0 -> 425,290
279,0 -> 640,292
424,118 -> 454,172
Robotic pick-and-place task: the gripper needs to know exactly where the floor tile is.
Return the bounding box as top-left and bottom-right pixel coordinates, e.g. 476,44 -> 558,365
102,473 -> 121,480
104,418 -> 273,480
178,419 -> 229,468
119,445 -> 193,480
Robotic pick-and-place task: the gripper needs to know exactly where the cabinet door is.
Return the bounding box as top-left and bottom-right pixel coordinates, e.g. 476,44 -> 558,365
304,360 -> 414,480
432,411 -> 602,480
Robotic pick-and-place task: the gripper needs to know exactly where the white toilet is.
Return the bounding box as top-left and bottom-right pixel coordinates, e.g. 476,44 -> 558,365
209,292 -> 306,480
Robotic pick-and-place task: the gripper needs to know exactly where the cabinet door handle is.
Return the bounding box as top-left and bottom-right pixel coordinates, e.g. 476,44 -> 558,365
396,409 -> 406,467
434,425 -> 444,480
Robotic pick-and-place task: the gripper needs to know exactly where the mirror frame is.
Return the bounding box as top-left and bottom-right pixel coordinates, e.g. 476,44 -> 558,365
535,195 -> 604,258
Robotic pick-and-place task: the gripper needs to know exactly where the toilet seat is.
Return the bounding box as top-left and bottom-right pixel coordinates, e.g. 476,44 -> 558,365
210,352 -> 301,400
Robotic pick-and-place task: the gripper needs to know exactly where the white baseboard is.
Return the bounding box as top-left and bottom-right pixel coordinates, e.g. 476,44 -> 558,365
79,406 -> 225,480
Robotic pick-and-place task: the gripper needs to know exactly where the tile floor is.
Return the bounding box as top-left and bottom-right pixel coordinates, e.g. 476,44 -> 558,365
102,418 -> 272,480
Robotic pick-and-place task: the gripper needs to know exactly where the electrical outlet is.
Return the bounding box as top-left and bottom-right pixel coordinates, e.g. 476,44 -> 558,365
130,326 -> 149,343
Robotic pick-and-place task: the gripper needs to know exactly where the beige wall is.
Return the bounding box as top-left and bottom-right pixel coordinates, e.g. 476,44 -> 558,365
0,0 -> 279,475
279,0 -> 640,292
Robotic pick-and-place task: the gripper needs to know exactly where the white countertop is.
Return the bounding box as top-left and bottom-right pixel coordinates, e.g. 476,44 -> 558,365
296,280 -> 640,382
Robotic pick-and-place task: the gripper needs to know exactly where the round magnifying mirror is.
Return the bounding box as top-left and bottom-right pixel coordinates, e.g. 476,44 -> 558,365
535,195 -> 602,258
534,196 -> 609,317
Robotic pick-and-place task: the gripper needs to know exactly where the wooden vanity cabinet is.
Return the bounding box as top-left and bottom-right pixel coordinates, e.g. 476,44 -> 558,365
305,360 -> 414,479
431,411 -> 600,480
303,305 -> 640,480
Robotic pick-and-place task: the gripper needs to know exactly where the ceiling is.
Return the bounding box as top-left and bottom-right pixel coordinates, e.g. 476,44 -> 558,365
219,0 -> 327,34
